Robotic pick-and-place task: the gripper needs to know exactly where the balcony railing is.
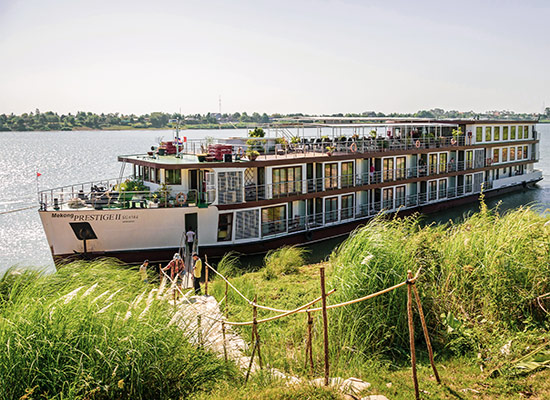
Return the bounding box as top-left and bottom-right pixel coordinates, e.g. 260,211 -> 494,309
259,181 -> 493,238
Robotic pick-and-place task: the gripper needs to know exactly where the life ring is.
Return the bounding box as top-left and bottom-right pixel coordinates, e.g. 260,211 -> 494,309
349,142 -> 357,153
415,140 -> 421,148
176,192 -> 186,206
450,138 -> 457,145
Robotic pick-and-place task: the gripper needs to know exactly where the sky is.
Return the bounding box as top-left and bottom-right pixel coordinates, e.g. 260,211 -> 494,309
0,0 -> 549,115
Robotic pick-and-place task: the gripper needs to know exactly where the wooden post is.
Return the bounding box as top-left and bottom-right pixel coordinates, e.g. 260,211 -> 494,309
320,267 -> 329,386
197,314 -> 202,347
407,270 -> 420,400
306,310 -> 314,374
252,294 -> 263,369
244,339 -> 258,384
413,283 -> 441,383
205,255 -> 209,295
225,281 -> 229,318
221,321 -> 228,362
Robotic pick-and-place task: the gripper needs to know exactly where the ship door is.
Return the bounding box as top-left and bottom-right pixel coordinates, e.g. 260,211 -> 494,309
185,213 -> 198,248
315,163 -> 323,191
307,163 -> 314,192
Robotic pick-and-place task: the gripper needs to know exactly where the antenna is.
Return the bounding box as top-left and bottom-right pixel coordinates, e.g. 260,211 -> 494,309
219,95 -> 222,115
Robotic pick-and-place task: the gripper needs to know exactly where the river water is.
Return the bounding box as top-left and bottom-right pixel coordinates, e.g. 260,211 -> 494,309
1,125 -> 549,275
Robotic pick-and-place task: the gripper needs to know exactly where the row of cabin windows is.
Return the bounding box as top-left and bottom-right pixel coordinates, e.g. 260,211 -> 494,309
137,166 -> 181,185
476,126 -> 530,142
492,145 -> 529,163
218,174 -> 493,241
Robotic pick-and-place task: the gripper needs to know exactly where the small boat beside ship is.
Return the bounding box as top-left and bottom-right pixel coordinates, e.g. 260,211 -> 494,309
38,117 -> 542,264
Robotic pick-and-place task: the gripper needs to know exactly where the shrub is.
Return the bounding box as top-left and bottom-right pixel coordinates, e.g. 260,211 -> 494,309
263,246 -> 307,280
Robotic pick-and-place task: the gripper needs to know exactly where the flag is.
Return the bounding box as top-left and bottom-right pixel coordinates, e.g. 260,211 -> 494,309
36,172 -> 42,177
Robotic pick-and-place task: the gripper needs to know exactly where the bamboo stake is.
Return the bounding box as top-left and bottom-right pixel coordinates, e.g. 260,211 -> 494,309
413,283 -> 441,383
407,270 -> 420,400
306,310 -> 314,374
197,314 -> 202,347
244,339 -> 257,384
252,294 -> 263,369
320,267 -> 329,386
205,255 -> 209,295
221,321 -> 228,362
225,281 -> 229,318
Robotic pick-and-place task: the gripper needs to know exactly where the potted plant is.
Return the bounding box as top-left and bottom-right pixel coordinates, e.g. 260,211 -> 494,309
247,149 -> 260,161
370,129 -> 377,139
197,153 -> 208,162
325,146 -> 335,156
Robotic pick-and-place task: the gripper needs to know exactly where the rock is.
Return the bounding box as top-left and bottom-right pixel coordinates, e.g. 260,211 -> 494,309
341,377 -> 371,395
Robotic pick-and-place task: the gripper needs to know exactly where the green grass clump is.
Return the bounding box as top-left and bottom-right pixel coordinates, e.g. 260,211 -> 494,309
329,206 -> 550,360
0,259 -> 234,400
217,251 -> 242,278
263,246 -> 307,280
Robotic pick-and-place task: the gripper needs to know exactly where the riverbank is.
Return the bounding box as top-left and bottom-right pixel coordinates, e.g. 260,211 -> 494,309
2,204 -> 550,399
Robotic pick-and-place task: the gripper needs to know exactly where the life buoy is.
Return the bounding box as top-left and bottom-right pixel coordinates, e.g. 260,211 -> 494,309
349,142 -> 357,153
415,140 -> 421,148
176,192 -> 186,206
451,138 -> 457,145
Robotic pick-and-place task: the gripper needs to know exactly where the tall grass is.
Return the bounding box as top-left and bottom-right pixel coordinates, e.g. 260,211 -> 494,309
263,246 -> 308,280
0,259 -> 234,400
329,206 -> 550,360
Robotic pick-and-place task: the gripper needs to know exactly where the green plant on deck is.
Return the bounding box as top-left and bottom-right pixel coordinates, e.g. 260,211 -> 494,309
117,177 -> 148,192
452,127 -> 464,138
263,246 -> 307,280
153,182 -> 171,205
248,127 -> 265,138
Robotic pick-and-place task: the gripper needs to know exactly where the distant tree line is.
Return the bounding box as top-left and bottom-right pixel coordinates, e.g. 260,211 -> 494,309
0,108 -> 543,132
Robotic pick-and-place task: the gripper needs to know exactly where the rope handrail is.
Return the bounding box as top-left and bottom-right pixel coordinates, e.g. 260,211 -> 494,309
305,267 -> 421,312
223,289 -> 336,326
206,262 -> 297,314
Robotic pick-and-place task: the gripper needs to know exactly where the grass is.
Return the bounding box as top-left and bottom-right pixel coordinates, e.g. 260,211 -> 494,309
205,204 -> 550,399
3,204 -> 550,399
0,259 -> 235,400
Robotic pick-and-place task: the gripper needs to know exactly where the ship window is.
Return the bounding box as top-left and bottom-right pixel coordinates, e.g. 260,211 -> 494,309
517,146 -> 522,159
395,186 -> 406,208
517,126 -> 523,139
272,166 -> 302,197
382,188 -> 394,209
511,126 -> 516,140
439,179 -> 447,199
383,158 -> 394,181
466,151 -> 473,169
494,126 -> 500,141
217,213 -> 233,242
324,163 -> 338,189
439,153 -> 447,174
218,171 -> 243,204
503,126 -> 509,140
143,166 -> 150,182
510,147 -> 515,161
396,157 -> 406,180
165,169 -> 181,185
235,210 -> 259,240
341,162 -> 354,188
493,148 -> 499,163
502,148 -> 508,162
261,205 -> 286,236
341,194 -> 354,220
523,145 -> 528,159
523,126 -> 529,138
429,154 -> 438,175
324,197 -> 338,223
476,127 -> 482,142
429,180 -> 437,201
465,175 -> 473,192
485,126 -> 492,142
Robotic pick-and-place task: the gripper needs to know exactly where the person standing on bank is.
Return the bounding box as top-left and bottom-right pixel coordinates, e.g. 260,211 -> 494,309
139,259 -> 149,283
192,252 -> 202,295
186,227 -> 196,254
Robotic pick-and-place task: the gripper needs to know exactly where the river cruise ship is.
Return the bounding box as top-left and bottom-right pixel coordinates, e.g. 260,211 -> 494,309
39,118 -> 542,263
